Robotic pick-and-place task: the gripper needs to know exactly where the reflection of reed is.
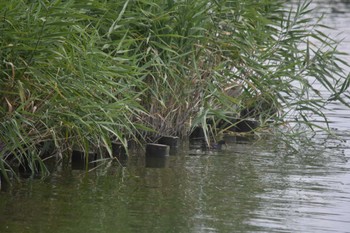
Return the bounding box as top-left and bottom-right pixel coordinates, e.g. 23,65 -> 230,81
184,142 -> 265,232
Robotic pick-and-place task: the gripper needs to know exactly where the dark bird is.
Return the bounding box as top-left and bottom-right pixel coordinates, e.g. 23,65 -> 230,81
206,140 -> 226,150
192,139 -> 226,150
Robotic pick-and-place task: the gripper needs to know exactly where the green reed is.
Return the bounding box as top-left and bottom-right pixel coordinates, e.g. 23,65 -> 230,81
1,0 -> 349,181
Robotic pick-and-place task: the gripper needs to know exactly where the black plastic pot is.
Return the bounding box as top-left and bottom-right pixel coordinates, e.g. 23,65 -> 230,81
71,150 -> 97,170
145,143 -> 170,157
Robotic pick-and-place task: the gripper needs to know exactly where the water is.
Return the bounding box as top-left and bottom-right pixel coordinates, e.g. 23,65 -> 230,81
2,1 -> 350,232
1,139 -> 350,233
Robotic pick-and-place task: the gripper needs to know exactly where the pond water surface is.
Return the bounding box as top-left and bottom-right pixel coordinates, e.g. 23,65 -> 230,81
2,1 -> 350,233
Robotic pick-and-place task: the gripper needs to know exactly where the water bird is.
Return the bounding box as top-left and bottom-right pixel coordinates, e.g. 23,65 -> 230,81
189,139 -> 226,151
206,140 -> 227,150
188,139 -> 227,155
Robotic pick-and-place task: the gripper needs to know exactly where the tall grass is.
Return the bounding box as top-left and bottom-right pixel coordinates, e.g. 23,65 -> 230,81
0,1 -> 147,179
1,0 -> 349,180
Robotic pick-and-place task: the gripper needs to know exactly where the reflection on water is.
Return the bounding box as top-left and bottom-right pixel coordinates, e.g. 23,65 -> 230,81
1,137 -> 350,233
1,1 -> 350,233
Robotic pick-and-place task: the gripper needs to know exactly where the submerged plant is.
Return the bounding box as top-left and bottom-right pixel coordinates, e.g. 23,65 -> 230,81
0,0 -> 349,181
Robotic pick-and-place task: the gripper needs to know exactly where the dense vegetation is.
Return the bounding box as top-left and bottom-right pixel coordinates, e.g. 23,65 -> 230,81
1,0 -> 349,180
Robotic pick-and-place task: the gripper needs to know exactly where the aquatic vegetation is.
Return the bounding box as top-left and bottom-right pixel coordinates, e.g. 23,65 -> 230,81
0,0 -> 349,180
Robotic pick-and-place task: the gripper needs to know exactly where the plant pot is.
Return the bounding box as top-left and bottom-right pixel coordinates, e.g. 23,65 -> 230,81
145,143 -> 170,157
216,118 -> 260,133
234,119 -> 260,132
189,127 -> 205,140
157,136 -> 179,155
71,150 -> 97,170
157,136 -> 179,148
111,142 -> 128,166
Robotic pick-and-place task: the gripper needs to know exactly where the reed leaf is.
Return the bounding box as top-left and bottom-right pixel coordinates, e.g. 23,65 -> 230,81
1,0 -> 350,181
